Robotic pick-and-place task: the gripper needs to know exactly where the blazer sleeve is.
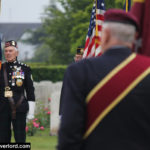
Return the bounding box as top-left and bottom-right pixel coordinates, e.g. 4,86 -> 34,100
58,63 -> 87,150
24,66 -> 35,101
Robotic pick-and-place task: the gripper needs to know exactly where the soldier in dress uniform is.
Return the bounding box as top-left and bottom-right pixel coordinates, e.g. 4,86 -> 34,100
0,40 -> 35,143
58,9 -> 150,150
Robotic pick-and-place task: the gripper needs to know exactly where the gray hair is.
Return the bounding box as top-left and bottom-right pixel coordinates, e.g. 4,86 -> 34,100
103,22 -> 136,43
14,47 -> 18,51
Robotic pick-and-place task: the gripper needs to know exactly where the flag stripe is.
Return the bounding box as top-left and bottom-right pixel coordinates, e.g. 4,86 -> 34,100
83,0 -> 105,58
96,14 -> 104,20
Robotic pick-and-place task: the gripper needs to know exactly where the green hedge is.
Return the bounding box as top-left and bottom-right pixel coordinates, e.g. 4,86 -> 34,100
29,65 -> 67,82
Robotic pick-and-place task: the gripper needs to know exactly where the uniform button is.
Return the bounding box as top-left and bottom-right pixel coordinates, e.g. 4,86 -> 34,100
10,66 -> 12,68
9,73 -> 11,75
9,80 -> 11,83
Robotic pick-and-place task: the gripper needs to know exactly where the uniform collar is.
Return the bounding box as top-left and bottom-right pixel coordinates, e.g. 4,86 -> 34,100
7,60 -> 18,65
103,46 -> 132,56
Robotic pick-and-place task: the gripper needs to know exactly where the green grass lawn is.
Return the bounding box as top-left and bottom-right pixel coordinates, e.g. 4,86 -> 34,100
12,128 -> 57,150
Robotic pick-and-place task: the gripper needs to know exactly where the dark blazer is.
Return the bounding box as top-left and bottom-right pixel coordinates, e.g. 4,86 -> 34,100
0,61 -> 35,113
58,46 -> 150,150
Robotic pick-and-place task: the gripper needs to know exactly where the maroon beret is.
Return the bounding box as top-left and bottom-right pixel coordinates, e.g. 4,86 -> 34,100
104,9 -> 139,31
5,40 -> 18,48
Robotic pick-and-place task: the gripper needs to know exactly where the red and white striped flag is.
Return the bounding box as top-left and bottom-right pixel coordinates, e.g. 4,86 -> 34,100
83,0 -> 105,58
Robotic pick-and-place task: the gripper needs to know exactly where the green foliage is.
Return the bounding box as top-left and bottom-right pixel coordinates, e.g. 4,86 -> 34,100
70,4 -> 92,54
26,100 -> 51,136
30,65 -> 67,82
31,44 -> 51,63
42,4 -> 73,64
28,128 -> 57,150
105,0 -> 115,9
26,119 -> 38,136
25,0 -> 125,65
12,128 -> 57,150
115,0 -> 124,9
35,101 -> 51,128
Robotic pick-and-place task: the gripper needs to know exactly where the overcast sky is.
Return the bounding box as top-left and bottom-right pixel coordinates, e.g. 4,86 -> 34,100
0,0 -> 50,23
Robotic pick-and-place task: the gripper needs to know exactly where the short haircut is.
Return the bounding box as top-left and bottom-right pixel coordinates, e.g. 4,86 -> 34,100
103,22 -> 136,43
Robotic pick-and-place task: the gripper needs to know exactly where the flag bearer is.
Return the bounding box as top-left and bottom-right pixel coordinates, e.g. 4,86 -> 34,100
58,9 -> 150,150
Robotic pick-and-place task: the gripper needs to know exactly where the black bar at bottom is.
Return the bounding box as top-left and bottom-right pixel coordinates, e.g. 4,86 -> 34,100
0,143 -> 31,149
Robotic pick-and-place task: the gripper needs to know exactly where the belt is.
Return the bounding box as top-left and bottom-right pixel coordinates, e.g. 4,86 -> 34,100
3,63 -> 24,119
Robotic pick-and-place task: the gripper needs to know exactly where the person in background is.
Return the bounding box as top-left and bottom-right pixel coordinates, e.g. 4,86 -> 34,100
57,9 -> 150,150
74,46 -> 84,62
0,40 -> 35,143
59,46 -> 84,116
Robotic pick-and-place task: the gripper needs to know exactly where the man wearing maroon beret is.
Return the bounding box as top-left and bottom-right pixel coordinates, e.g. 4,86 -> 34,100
58,9 -> 150,150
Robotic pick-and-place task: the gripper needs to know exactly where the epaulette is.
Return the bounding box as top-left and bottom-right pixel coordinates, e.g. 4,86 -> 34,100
18,62 -> 29,67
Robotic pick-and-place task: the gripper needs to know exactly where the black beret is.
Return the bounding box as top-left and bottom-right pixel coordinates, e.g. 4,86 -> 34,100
5,40 -> 18,48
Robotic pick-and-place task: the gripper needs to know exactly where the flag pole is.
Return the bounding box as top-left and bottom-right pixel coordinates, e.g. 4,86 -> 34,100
95,0 -> 98,38
95,0 -> 99,52
126,0 -> 128,12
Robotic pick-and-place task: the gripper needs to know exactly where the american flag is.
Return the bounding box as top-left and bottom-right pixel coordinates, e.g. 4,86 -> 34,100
83,0 -> 105,58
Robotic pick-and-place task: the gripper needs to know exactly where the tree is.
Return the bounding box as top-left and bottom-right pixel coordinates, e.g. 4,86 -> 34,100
25,0 -> 124,64
26,0 -> 92,64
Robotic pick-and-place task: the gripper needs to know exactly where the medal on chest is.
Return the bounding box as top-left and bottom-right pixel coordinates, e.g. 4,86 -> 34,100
11,66 -> 24,87
16,79 -> 23,87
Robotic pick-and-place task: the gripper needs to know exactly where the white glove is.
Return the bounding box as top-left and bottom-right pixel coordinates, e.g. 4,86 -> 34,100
27,101 -> 35,120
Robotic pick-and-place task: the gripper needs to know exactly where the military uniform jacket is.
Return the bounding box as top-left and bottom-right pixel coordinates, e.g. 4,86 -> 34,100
0,61 -> 35,113
58,47 -> 150,150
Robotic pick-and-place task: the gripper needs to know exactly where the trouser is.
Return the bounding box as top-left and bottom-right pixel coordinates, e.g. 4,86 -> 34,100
0,112 -> 27,143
